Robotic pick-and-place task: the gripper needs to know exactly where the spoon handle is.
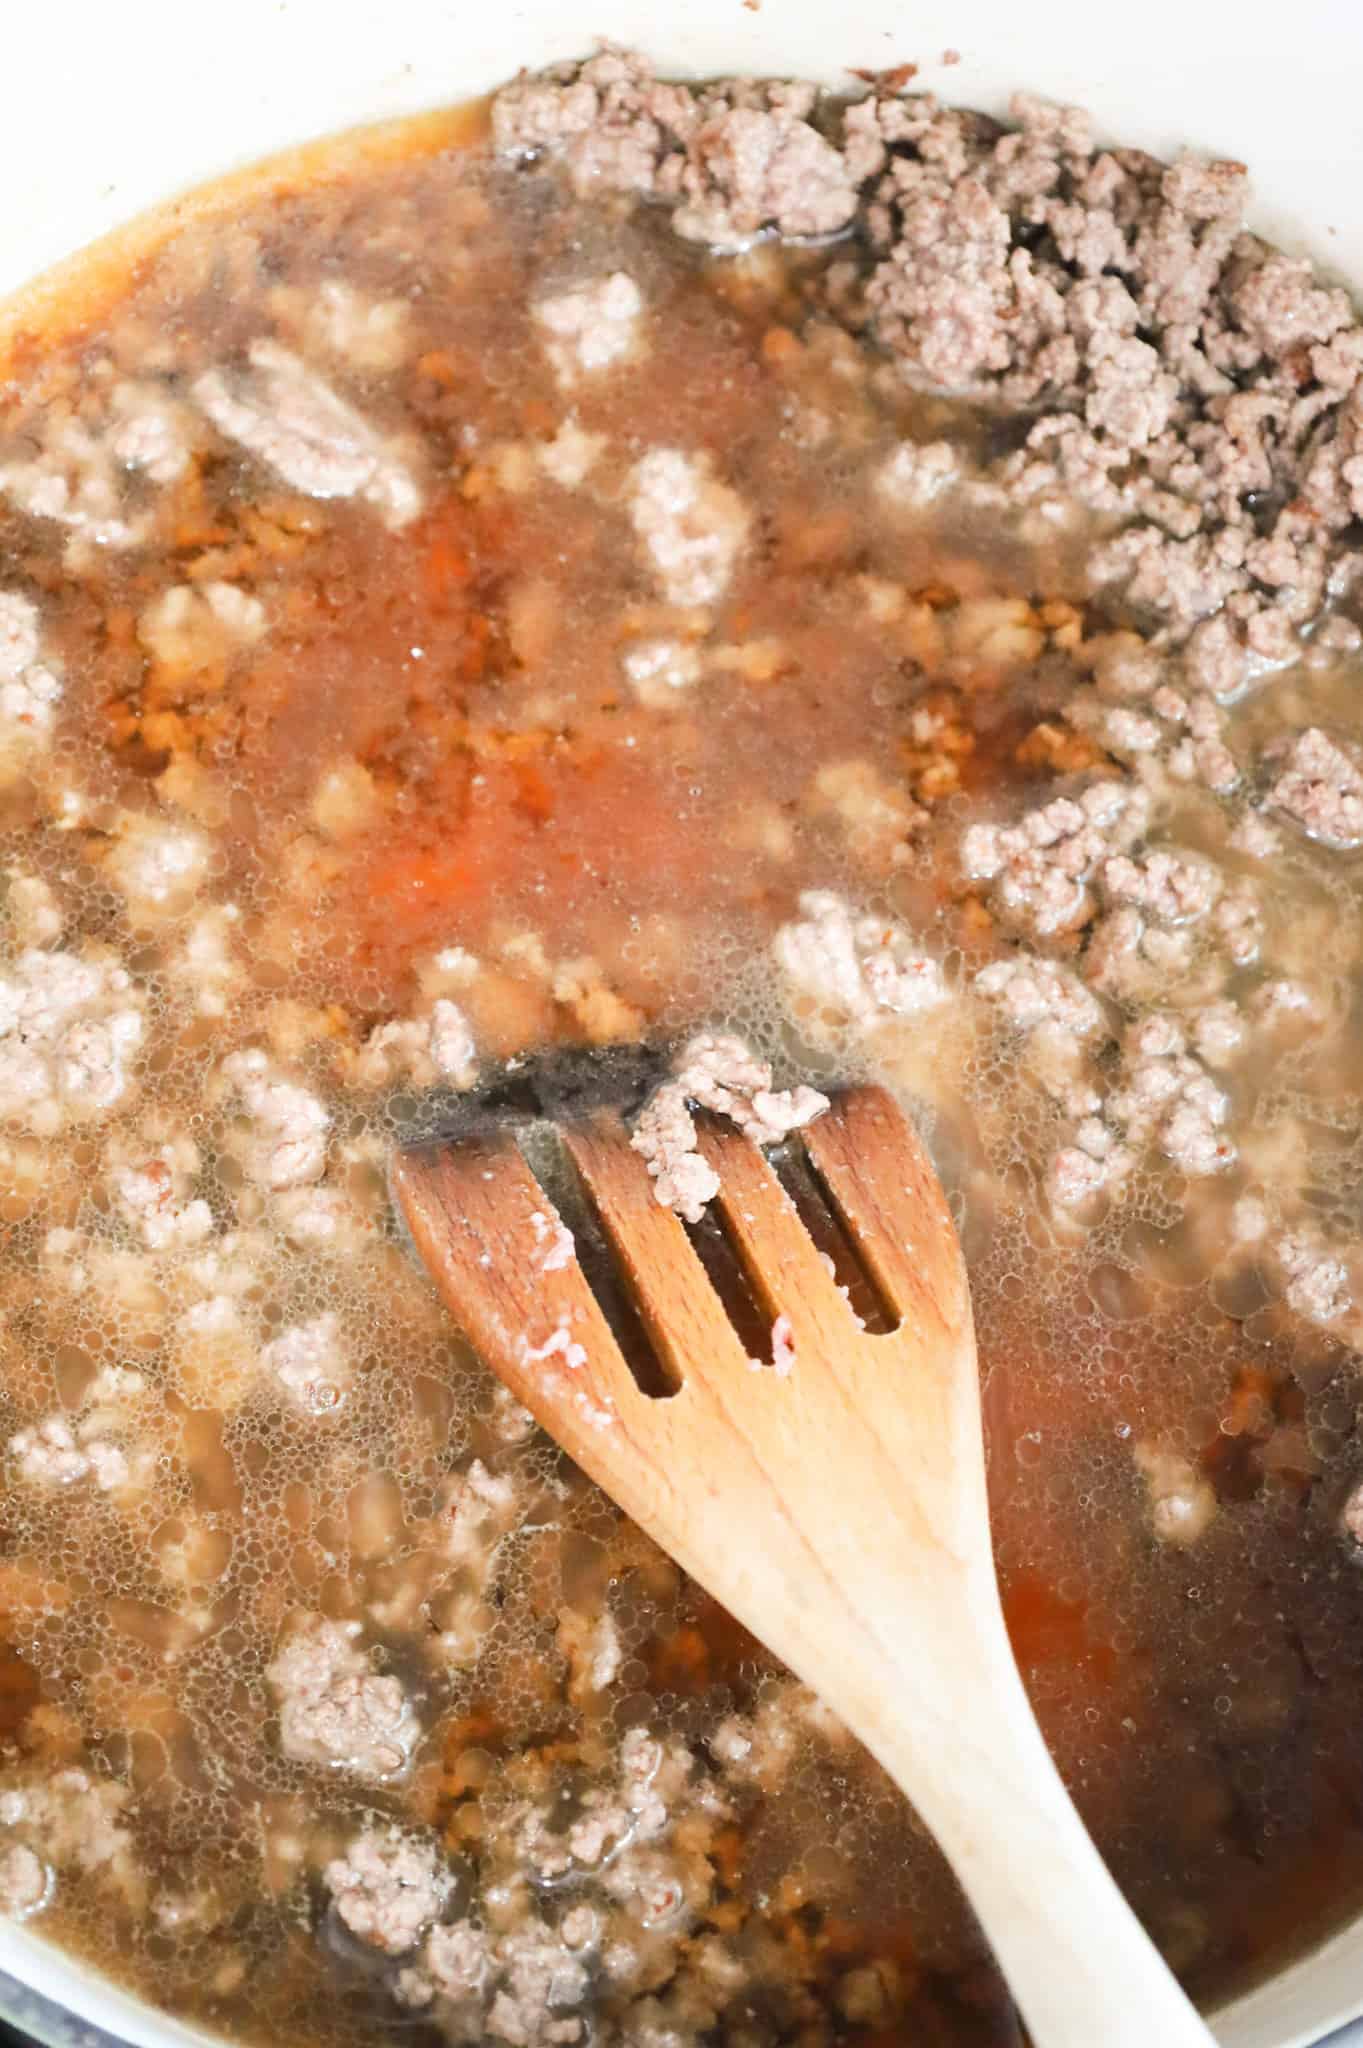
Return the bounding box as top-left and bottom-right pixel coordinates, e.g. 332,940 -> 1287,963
396,1094 -> 1217,2046
866,1636 -> 1217,2048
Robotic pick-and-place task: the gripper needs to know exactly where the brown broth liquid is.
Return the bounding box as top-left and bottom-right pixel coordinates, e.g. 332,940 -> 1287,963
0,109 -> 1361,2048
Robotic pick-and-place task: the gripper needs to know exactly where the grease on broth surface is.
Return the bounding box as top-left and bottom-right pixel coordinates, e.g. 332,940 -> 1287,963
1,64 -> 1363,2048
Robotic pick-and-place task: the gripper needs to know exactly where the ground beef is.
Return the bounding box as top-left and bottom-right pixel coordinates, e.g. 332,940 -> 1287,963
706,1685 -> 844,1796
427,1003 -> 480,1089
975,954 -> 1110,1145
1049,1129 -> 1133,1210
493,51 -> 1363,660
272,1182 -> 372,1254
875,438 -> 959,507
266,1615 -> 419,1781
866,173 -> 1015,390
1134,1442 -> 1218,1546
773,889 -> 948,1023
307,281 -> 412,373
104,381 -> 197,484
621,636 -> 702,706
1108,1017 -> 1236,1177
1277,1234 -> 1352,1324
400,1913 -> 592,2043
627,449 -> 750,609
323,1829 -> 447,1955
1085,703 -> 1162,756
806,758 -> 926,868
1113,679 -> 1244,790
1229,810 -> 1282,859
1231,253 -> 1353,358
974,955 -> 1105,1040
109,1137 -> 212,1251
558,1608 -> 624,1702
538,420 -> 606,489
0,1769 -> 140,1914
350,1000 -> 478,1091
673,107 -> 856,248
631,1078 -> 720,1222
632,1031 -> 828,1222
416,1918 -> 491,2001
1251,980 -> 1320,1048
7,874 -> 62,948
432,1458 -> 521,1571
962,780 -> 1149,937
105,815 -> 210,925
0,591 -> 62,778
1101,847 -> 1221,925
9,1417 -> 110,1489
261,1313 -> 352,1415
0,946 -> 145,1134
137,583 -> 267,720
219,1050 -> 330,1188
1211,880 -> 1263,966
167,904 -> 243,1020
193,342 -> 421,528
7,1370 -> 145,1491
493,50 -> 857,249
0,411 -> 155,554
1264,726 -> 1363,848
0,1841 -> 51,1921
1190,999 -> 1245,1066
484,1925 -> 591,2044
534,273 -> 645,382
1025,984 -> 1245,1209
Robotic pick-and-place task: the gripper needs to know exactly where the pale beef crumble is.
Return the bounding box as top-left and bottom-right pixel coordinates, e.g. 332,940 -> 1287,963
193,343 -> 422,528
323,1829 -> 448,1955
496,49 -> 1363,683
773,890 -> 949,1024
534,272 -> 646,383
0,1841 -> 50,1921
261,1312 -> 353,1414
962,782 -> 1149,937
219,1049 -> 330,1188
0,400 -> 189,556
266,1615 -> 419,1781
0,591 -> 62,778
493,52 -> 859,250
633,1031 -> 828,1221
627,449 -> 750,609
0,946 -> 145,1134
1264,726 -> 1363,848
0,1770 -> 141,1917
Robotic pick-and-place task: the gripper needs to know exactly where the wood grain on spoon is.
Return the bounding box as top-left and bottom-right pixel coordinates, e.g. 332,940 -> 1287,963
394,1086 -> 1216,2048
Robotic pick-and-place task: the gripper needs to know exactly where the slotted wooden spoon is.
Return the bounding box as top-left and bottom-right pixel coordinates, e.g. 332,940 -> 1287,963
395,1085 -> 1216,2048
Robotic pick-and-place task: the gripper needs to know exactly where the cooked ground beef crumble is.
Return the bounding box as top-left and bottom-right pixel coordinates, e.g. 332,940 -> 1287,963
1,46 -> 1363,2048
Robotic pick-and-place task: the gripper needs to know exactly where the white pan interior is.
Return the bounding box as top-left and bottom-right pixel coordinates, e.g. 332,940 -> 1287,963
3,1 -> 1363,2043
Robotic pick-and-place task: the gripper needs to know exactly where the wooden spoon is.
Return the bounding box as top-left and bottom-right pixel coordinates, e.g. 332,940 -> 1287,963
395,1084 -> 1217,2048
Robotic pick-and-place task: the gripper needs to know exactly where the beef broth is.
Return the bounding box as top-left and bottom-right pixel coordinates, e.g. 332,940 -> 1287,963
0,54 -> 1361,2048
